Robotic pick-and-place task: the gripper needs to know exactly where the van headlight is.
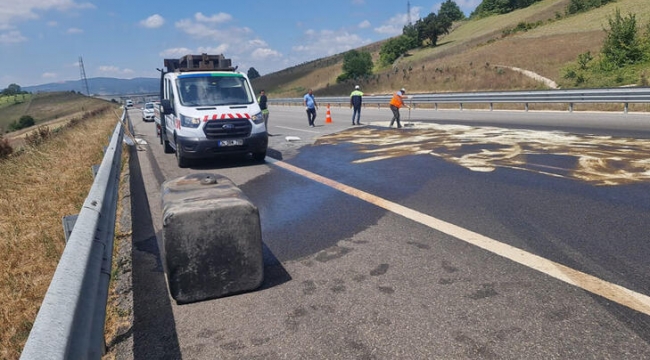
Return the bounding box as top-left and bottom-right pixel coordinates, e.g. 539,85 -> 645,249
180,114 -> 201,128
251,112 -> 264,125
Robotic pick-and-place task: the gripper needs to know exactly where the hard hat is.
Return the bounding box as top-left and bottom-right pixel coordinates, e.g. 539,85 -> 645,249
355,85 -> 360,89
400,88 -> 406,93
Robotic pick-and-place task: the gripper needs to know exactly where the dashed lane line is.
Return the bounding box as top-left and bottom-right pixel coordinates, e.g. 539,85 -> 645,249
266,157 -> 650,316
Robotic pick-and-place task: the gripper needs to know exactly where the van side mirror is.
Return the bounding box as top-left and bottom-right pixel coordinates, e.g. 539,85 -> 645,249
162,99 -> 173,115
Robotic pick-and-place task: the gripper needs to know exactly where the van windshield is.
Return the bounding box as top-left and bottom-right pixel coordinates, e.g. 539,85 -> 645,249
177,74 -> 254,107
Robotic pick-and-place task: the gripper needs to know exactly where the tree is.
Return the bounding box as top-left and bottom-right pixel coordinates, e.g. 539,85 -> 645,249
402,24 -> 420,48
471,0 -> 543,18
19,115 -> 35,128
438,0 -> 466,22
337,50 -> 373,82
2,83 -> 21,96
600,9 -> 643,70
247,67 -> 261,79
379,36 -> 414,66
8,115 -> 35,132
415,13 -> 453,47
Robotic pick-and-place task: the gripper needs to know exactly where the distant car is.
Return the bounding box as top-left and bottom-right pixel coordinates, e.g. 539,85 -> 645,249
126,99 -> 134,108
142,102 -> 155,121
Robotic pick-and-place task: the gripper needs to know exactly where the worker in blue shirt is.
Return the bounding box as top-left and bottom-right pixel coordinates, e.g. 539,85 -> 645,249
304,89 -> 319,127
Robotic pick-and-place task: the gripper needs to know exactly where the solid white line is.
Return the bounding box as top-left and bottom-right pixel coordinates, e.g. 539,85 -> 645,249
266,157 -> 650,316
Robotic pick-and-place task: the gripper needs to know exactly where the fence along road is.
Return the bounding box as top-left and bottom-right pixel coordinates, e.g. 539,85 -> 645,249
20,111 -> 125,360
271,87 -> 650,113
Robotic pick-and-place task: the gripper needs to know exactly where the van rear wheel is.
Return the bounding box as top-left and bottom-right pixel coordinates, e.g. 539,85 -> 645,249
163,137 -> 174,153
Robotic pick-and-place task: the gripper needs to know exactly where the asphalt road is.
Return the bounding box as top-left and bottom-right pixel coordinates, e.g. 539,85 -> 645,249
117,106 -> 650,359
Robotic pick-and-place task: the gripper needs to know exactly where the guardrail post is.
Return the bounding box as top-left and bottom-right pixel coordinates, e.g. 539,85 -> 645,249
435,103 -> 438,111
624,102 -> 629,114
569,103 -> 574,113
459,103 -> 463,111
489,103 -> 493,111
525,103 -> 529,112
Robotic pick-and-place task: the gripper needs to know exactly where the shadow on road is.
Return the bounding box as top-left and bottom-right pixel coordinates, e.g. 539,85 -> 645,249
129,143 -> 182,359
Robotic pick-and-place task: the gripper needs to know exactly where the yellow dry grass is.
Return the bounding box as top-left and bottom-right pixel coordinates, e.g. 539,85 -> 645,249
0,106 -> 121,359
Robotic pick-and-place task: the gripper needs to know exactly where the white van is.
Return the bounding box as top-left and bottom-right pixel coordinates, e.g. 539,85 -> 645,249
125,99 -> 134,108
156,54 -> 267,167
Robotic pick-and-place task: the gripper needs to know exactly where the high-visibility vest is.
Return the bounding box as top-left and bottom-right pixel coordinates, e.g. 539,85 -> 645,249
390,92 -> 404,108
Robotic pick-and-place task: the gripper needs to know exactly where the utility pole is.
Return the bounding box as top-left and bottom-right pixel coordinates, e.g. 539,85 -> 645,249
79,56 -> 90,96
407,1 -> 412,25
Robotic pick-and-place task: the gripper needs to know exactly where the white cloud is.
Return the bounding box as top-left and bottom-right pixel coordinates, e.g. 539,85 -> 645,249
160,47 -> 194,57
358,20 -> 370,29
0,30 -> 27,43
42,72 -> 57,79
175,18 -> 252,43
248,39 -> 268,47
47,21 -> 57,27
98,65 -> 134,76
0,1 -> 95,29
66,27 -> 83,34
292,29 -> 372,58
140,14 -> 165,29
170,13 -> 285,75
374,6 -> 421,35
195,12 -> 232,24
197,44 -> 230,54
251,48 -> 282,60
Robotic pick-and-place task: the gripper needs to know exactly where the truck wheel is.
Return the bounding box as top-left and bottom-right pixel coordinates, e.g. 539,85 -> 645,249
252,150 -> 266,162
163,137 -> 174,153
176,143 -> 189,168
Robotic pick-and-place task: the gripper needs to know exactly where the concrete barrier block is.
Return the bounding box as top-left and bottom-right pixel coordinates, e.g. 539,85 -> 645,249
161,173 -> 264,304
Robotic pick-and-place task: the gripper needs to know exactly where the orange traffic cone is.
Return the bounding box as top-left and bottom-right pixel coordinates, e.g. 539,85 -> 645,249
325,104 -> 332,123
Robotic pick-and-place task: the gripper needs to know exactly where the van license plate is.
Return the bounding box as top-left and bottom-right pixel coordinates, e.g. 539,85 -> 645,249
219,139 -> 243,147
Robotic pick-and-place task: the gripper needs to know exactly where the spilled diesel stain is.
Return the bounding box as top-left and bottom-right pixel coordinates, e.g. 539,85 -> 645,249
316,123 -> 650,186
370,263 -> 390,276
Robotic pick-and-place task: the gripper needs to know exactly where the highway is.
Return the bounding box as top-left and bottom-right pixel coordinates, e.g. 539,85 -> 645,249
119,106 -> 650,359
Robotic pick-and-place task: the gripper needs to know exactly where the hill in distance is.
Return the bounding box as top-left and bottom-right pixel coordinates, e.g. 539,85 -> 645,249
23,77 -> 158,96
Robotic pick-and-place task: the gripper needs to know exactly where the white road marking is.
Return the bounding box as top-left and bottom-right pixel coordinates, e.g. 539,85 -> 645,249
267,157 -> 650,316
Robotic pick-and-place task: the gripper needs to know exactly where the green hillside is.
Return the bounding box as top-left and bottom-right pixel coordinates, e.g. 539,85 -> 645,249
252,0 -> 650,97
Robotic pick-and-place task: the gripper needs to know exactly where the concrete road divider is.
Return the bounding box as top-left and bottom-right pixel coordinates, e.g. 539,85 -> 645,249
161,173 -> 264,304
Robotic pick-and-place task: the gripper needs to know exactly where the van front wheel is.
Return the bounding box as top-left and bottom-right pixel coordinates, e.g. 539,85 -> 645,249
252,150 -> 266,162
176,142 -> 189,168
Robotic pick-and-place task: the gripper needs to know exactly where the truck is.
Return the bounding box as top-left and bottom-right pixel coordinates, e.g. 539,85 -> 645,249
154,53 -> 268,167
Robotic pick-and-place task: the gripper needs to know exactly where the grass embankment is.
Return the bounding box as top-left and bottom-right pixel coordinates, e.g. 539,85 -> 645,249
1,92 -> 114,138
0,102 -> 122,359
254,0 -> 650,104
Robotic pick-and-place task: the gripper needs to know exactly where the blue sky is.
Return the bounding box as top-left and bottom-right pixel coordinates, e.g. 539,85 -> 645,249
0,0 -> 481,89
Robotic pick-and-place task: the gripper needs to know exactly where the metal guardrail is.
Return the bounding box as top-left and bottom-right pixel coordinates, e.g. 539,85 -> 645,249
270,87 -> 650,113
20,110 -> 126,359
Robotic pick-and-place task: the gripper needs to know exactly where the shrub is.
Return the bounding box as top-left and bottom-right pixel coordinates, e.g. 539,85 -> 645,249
8,115 -> 36,132
24,126 -> 51,147
0,134 -> 12,159
599,9 -> 643,69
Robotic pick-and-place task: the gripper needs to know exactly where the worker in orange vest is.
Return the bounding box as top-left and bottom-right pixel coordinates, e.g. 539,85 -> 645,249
389,88 -> 409,128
